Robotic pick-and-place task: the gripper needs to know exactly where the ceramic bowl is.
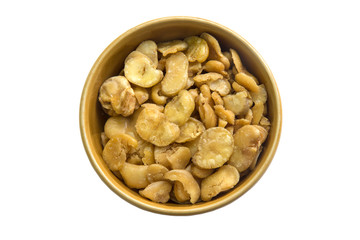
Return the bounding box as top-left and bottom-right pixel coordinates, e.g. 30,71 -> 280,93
80,16 -> 282,215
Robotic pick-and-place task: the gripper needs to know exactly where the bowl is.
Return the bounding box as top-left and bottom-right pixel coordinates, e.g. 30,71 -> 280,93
79,16 -> 282,215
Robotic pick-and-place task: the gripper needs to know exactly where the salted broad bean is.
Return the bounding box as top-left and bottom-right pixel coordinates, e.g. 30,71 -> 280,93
97,32 -> 271,205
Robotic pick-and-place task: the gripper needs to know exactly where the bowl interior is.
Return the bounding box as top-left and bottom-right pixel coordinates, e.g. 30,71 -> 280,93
80,17 -> 281,215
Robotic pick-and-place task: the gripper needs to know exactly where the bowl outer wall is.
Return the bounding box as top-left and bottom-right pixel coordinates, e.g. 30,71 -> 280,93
79,16 -> 282,215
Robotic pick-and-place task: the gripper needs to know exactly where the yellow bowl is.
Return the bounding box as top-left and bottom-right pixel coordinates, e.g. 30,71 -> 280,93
79,16 -> 282,215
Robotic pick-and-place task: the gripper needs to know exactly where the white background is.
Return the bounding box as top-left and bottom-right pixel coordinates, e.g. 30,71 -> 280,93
1,0 -> 359,239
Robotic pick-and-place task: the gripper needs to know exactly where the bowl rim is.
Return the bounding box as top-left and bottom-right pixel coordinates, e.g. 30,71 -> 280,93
79,16 -> 282,215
